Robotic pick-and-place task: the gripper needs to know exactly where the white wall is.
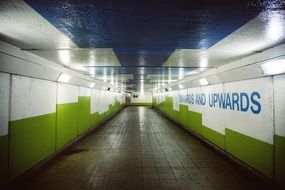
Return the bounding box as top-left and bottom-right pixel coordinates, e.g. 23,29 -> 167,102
155,77 -> 275,144
131,92 -> 152,104
0,73 -> 10,136
91,89 -> 100,114
57,83 -> 78,104
274,75 -> 285,137
79,86 -> 91,97
11,75 -> 57,121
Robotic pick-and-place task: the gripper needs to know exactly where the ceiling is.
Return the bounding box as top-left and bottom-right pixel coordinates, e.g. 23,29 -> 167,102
0,0 -> 284,91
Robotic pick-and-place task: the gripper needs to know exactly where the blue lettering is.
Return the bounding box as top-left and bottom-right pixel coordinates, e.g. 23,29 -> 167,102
213,93 -> 218,107
195,94 -> 206,105
218,93 -> 227,108
250,92 -> 261,114
240,92 -> 249,112
232,93 -> 240,111
226,93 -> 232,109
209,94 -> 214,107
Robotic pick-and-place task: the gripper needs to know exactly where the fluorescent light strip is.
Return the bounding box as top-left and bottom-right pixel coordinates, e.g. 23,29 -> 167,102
260,59 -> 285,75
199,78 -> 209,86
89,83 -> 95,88
57,74 -> 70,83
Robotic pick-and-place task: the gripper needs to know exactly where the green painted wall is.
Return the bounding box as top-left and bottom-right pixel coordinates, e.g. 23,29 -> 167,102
157,98 -> 223,148
9,113 -> 56,179
0,135 -> 8,184
188,110 -> 203,135
155,95 -> 274,179
56,103 -> 78,149
225,128 -> 274,178
164,97 -> 178,120
1,82 -> 124,184
202,126 -> 224,149
275,135 -> 285,186
78,97 -> 91,135
90,112 -> 100,126
179,105 -> 189,128
90,101 -> 123,127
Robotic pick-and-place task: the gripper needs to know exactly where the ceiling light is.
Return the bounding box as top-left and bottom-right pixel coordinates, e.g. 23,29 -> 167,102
71,65 -> 87,71
89,83 -> 95,88
103,75 -> 107,82
57,73 -> 70,83
267,14 -> 284,41
178,68 -> 184,80
168,87 -> 172,91
179,84 -> 183,89
200,56 -> 208,68
260,59 -> 285,75
58,50 -> 70,65
199,78 -> 209,86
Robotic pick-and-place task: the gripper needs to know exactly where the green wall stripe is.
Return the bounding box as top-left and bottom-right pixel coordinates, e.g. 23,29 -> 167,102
275,135 -> 285,186
90,101 -> 123,127
78,97 -> 91,135
179,105 -> 189,127
225,128 -> 274,178
164,97 -> 178,120
155,95 -> 274,180
188,110 -> 203,135
5,96 -> 123,182
90,112 -> 100,126
202,125 -> 225,149
9,113 -> 56,179
0,135 -> 8,184
56,103 -> 78,150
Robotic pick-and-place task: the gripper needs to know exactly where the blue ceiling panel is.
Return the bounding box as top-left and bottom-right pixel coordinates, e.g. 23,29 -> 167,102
23,0 -> 268,90
114,48 -> 174,66
24,0 -> 261,50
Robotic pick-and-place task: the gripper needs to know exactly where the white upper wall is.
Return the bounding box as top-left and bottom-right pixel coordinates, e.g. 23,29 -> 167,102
274,75 -> 285,137
0,73 -> 10,136
155,77 -> 275,144
131,92 -> 152,104
79,86 -> 91,97
57,83 -> 78,104
11,75 -> 57,121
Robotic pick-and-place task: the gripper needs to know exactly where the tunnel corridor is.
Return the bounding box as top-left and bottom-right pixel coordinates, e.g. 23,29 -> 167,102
10,107 -> 273,190
1,0 -> 285,189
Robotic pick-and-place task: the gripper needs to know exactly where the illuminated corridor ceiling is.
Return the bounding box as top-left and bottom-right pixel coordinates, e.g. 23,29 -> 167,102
0,0 -> 284,91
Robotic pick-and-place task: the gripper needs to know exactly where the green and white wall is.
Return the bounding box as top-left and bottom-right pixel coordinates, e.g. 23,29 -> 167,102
274,75 -> 285,186
0,73 -> 9,184
154,76 -> 285,186
0,72 -> 125,184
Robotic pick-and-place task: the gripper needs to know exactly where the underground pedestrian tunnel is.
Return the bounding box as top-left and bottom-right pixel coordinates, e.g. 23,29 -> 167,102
0,0 -> 285,189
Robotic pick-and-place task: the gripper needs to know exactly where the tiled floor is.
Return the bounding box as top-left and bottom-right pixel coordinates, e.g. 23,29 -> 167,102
16,107 -> 274,190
